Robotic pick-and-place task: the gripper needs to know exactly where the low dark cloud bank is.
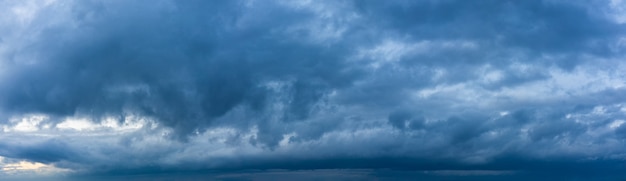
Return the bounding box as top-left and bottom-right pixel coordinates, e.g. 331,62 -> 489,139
1,0 -> 626,180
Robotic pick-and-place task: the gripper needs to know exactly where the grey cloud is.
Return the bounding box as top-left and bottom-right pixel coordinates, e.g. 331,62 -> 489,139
355,0 -> 624,55
388,110 -> 425,130
0,139 -> 79,164
1,0 -> 626,179
0,0 -> 360,141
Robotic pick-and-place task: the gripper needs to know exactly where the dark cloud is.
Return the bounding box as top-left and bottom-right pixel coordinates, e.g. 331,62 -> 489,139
355,0 -> 624,54
0,0 -> 361,140
1,0 -> 626,180
0,139 -> 77,164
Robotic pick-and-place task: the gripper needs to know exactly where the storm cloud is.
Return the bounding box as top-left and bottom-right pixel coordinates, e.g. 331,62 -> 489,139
1,0 -> 626,180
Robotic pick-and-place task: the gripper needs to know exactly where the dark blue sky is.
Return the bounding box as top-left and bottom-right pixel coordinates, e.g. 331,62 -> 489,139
1,0 -> 626,180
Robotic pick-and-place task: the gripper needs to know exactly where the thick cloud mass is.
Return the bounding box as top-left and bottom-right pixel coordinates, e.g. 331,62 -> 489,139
1,0 -> 626,180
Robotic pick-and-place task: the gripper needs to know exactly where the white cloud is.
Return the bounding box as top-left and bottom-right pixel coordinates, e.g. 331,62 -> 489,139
2,114 -> 49,132
56,118 -> 98,131
353,39 -> 479,69
610,0 -> 626,24
54,115 -> 152,133
609,120 -> 625,129
0,156 -> 72,177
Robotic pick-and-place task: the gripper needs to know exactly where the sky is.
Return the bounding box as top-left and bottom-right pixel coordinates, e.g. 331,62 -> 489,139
1,0 -> 626,180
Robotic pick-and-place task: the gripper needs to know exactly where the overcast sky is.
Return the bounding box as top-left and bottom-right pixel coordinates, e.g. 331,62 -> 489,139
1,0 -> 626,180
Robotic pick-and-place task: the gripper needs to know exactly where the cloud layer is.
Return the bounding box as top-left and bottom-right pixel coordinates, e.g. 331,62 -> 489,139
1,0 -> 626,179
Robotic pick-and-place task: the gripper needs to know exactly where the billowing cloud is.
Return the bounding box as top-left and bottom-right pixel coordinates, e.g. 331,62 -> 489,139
1,0 -> 626,180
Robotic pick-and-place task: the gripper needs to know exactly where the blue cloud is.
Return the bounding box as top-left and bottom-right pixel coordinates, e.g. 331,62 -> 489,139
0,0 -> 626,180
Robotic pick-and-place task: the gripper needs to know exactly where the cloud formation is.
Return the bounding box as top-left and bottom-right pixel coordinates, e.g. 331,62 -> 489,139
1,0 -> 626,180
